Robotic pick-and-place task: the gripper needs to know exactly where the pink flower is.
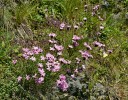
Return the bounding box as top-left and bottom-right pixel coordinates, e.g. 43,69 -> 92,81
60,23 -> 65,29
59,58 -> 68,64
84,42 -> 92,50
17,76 -> 22,82
38,68 -> 45,76
71,74 -> 75,78
12,60 -> 17,64
93,41 -> 105,47
58,80 -> 69,91
30,56 -> 36,61
22,54 -> 29,59
46,61 -> 61,72
74,69 -> 78,73
22,48 -> 29,52
46,53 -> 56,62
38,63 -> 43,68
27,50 -> 34,56
93,5 -> 100,11
59,58 -> 71,64
32,46 -> 43,54
59,74 -> 66,81
49,33 -> 56,37
40,56 -> 45,61
36,77 -> 44,84
46,62 -> 51,71
50,47 -> 55,51
72,35 -> 81,41
54,44 -> 64,51
73,40 -> 79,47
51,61 -> 61,72
26,75 -> 30,80
48,39 -> 57,44
33,46 -> 39,50
56,75 -> 69,91
79,50 -> 93,60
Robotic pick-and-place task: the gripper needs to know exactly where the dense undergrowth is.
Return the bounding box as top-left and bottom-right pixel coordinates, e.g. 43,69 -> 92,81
0,0 -> 128,100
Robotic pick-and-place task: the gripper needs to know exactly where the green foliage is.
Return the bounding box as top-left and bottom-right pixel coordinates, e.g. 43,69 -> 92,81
14,2 -> 37,24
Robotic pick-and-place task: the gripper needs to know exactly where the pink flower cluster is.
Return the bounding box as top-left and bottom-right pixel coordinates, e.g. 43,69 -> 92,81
36,66 -> 45,84
72,35 -> 81,47
17,63 -> 45,84
22,46 -> 43,60
57,75 -> 69,91
60,23 -> 65,30
72,35 -> 81,41
45,53 -> 61,72
48,33 -> 64,55
46,61 -> 60,72
79,50 -> 93,60
46,53 -> 56,62
59,58 -> 71,64
54,44 -> 64,51
93,41 -> 105,48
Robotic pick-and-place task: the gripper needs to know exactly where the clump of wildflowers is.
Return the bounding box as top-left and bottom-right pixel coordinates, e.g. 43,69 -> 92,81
79,50 -> 93,60
57,75 -> 69,91
22,46 -> 43,59
46,61 -> 61,72
72,35 -> 81,47
46,53 -> 56,62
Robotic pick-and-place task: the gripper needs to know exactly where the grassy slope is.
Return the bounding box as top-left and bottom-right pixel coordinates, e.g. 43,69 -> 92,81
0,0 -> 128,99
